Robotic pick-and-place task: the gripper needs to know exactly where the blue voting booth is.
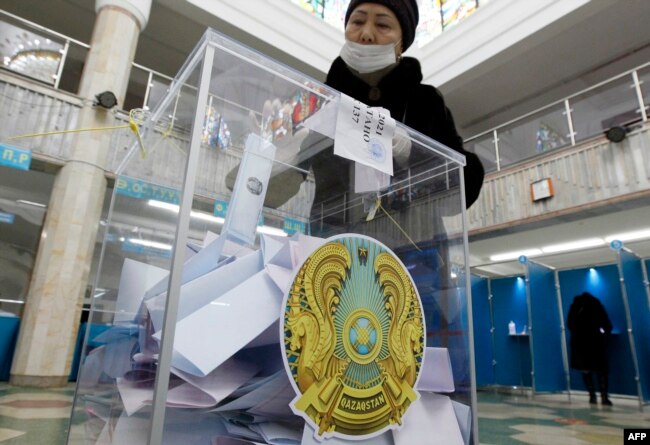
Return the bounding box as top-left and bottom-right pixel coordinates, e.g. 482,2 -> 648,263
0,315 -> 20,381
0,319 -> 111,382
527,261 -> 566,393
472,254 -> 649,405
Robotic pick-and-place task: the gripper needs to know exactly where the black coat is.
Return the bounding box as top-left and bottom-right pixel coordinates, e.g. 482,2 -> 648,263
306,56 -> 484,210
567,292 -> 612,372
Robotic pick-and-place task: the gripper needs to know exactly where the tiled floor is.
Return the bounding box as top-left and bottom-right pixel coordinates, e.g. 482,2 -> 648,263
0,383 -> 648,444
477,391 -> 650,444
0,384 -> 74,444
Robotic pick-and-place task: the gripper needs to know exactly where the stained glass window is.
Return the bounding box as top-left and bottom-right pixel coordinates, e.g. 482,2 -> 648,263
441,0 -> 478,30
417,0 -> 443,47
291,0 -> 326,18
290,0 -> 481,47
323,0 -> 350,30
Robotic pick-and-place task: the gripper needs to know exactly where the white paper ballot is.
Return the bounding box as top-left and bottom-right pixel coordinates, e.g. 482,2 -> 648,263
355,161 -> 390,193
168,359 -> 260,408
160,270 -> 283,376
260,234 -> 289,267
145,250 -> 264,331
392,393 -> 464,445
265,263 -> 294,293
249,422 -> 302,445
230,372 -> 280,399
301,423 -> 394,445
204,230 -> 220,247
222,134 -> 276,246
96,411 -> 149,444
451,400 -> 472,445
145,234 -> 227,299
223,422 -> 265,442
262,234 -> 326,293
211,371 -> 289,413
299,98 -> 338,139
289,233 -> 326,267
114,259 -> 168,324
245,378 -> 295,420
416,347 -> 455,393
116,378 -> 152,416
212,438 -> 266,445
335,93 -> 395,176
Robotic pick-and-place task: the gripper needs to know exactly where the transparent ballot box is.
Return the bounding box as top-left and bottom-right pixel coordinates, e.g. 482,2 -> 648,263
68,29 -> 476,445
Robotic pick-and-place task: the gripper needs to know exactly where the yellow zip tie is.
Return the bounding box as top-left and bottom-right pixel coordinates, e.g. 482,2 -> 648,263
6,108 -> 148,159
378,200 -> 422,252
147,123 -> 186,156
128,109 -> 147,159
7,124 -> 130,140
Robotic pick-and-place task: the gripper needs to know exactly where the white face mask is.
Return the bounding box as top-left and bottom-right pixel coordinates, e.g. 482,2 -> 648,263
340,40 -> 400,73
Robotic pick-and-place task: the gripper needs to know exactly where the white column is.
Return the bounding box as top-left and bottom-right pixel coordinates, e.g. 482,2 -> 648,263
10,0 -> 151,387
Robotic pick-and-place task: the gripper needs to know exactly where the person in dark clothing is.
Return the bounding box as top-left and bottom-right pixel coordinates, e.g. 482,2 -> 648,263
305,0 -> 484,222
567,292 -> 613,405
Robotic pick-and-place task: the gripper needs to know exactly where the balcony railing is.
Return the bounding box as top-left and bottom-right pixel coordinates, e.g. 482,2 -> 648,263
0,9 -> 173,114
2,9 -> 649,175
464,63 -> 650,172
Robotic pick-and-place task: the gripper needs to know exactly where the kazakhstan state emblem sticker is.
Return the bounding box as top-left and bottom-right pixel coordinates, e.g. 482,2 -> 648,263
281,235 -> 424,441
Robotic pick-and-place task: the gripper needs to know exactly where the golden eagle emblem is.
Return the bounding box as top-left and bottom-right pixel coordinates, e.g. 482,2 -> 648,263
282,235 -> 424,440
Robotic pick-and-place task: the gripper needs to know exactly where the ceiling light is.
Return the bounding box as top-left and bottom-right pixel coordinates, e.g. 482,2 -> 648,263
127,238 -> 172,250
191,212 -> 225,224
148,200 -> 179,211
16,199 -> 47,208
148,200 -> 224,224
256,225 -> 288,237
8,49 -> 61,84
148,200 -> 285,236
541,238 -> 605,254
0,299 -> 25,304
605,229 -> 650,243
489,248 -> 542,262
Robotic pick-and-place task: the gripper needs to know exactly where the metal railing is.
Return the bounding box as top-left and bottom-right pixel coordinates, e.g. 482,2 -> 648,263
2,9 -> 649,175
464,62 -> 650,172
1,9 -> 173,113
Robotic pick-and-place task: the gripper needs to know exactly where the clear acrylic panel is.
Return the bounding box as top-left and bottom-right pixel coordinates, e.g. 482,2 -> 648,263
69,29 -> 473,444
464,134 -> 497,172
66,49 -> 201,444
495,105 -> 570,167
146,74 -> 172,113
637,66 -> 650,118
570,74 -> 642,143
124,65 -> 150,111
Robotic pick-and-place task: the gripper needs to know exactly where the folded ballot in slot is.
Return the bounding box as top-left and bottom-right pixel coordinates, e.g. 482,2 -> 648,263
70,29 -> 474,445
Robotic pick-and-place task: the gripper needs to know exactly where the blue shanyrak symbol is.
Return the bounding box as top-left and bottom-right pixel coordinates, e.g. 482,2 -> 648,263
349,317 -> 377,355
367,138 -> 386,162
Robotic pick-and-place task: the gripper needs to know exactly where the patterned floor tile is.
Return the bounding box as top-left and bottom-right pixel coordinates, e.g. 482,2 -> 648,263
0,384 -> 647,444
0,393 -> 73,420
0,428 -> 25,441
476,392 -> 649,445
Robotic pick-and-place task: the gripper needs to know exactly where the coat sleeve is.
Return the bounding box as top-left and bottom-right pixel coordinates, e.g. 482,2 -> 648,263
567,302 -> 576,332
425,87 -> 485,208
597,300 -> 613,334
